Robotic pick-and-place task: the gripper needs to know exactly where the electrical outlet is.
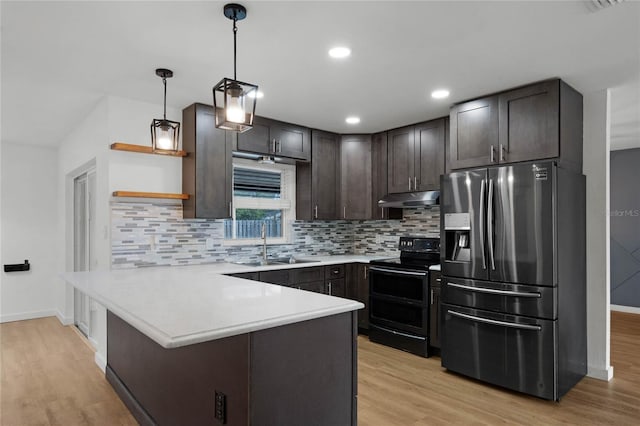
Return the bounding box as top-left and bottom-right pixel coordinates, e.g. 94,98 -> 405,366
214,391 -> 226,424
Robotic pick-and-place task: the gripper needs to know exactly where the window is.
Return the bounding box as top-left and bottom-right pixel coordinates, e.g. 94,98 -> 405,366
224,159 -> 296,244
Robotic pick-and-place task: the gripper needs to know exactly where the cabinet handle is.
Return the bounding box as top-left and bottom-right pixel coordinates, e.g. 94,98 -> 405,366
364,266 -> 367,280
500,144 -> 505,162
408,177 -> 412,191
229,202 -> 232,217
431,289 -> 434,305
343,206 -> 346,219
314,205 -> 318,219
490,145 -> 495,163
271,138 -> 277,153
380,207 -> 384,219
414,176 -> 417,190
328,282 -> 332,295
278,140 -> 282,153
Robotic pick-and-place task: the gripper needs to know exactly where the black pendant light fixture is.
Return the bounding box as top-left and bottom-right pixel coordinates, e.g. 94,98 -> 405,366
151,68 -> 180,152
212,3 -> 258,133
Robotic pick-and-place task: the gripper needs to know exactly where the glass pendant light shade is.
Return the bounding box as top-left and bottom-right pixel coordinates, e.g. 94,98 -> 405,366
151,68 -> 180,152
151,118 -> 180,151
213,77 -> 258,133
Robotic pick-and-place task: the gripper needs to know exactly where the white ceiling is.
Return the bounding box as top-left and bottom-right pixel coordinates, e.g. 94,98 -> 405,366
2,1 -> 639,149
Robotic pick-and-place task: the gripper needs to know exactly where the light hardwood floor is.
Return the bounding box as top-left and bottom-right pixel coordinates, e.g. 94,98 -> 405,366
1,312 -> 639,425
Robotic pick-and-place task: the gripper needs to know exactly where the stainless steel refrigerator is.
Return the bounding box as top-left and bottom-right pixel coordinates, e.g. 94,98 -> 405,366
440,160 -> 586,400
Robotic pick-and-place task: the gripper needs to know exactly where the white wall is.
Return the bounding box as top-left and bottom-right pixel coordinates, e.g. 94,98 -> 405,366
583,89 -> 613,381
1,143 -> 59,322
53,95 -> 182,369
107,96 -> 182,194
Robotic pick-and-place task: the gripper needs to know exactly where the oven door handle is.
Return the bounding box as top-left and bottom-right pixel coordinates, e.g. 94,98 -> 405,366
447,310 -> 542,331
447,282 -> 541,298
370,324 -> 427,341
369,267 -> 427,277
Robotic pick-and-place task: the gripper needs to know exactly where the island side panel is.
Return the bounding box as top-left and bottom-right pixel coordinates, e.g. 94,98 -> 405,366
249,311 -> 357,425
106,311 -> 250,425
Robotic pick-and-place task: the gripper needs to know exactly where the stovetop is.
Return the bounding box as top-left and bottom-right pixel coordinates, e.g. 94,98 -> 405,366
370,236 -> 441,271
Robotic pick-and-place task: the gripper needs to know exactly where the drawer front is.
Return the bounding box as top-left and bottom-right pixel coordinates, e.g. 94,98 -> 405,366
325,264 -> 345,280
291,266 -> 325,284
259,270 -> 291,286
441,303 -> 556,400
297,280 -> 326,294
442,277 -> 556,319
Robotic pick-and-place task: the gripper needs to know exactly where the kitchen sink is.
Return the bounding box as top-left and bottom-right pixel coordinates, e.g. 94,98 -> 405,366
232,258 -> 319,267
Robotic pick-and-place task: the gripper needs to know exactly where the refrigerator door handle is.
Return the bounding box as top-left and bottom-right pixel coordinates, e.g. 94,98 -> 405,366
487,178 -> 496,270
447,310 -> 541,331
479,179 -> 487,269
447,282 -> 541,298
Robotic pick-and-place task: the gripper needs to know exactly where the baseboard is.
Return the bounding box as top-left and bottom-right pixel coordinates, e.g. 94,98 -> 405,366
88,335 -> 99,350
55,310 -> 74,325
0,310 -> 56,323
95,351 -> 107,373
587,365 -> 614,381
611,304 -> 640,315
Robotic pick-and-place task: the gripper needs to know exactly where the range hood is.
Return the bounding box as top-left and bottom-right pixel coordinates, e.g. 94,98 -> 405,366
378,191 -> 440,208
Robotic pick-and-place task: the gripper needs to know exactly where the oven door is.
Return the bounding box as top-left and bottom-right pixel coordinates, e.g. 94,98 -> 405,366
369,266 -> 428,335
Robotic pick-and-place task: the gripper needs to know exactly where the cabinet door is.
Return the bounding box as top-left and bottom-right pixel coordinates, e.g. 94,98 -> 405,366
271,121 -> 311,161
236,116 -> 272,154
449,96 -> 498,170
387,125 -> 415,193
415,118 -> 446,191
327,278 -> 346,298
340,135 -> 372,220
429,271 -> 441,349
498,80 -> 559,164
182,103 -> 232,219
291,266 -> 325,284
311,130 -> 340,219
347,264 -> 369,330
372,132 -> 402,220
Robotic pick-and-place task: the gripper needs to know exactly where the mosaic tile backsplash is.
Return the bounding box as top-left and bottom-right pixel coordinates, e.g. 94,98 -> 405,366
111,202 -> 440,269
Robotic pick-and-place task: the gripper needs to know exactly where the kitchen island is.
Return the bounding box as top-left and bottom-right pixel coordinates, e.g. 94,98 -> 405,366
62,262 -> 366,425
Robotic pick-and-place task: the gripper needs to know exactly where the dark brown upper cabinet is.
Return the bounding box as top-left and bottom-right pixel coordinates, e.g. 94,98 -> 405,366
296,130 -> 340,220
449,97 -> 499,170
387,118 -> 447,194
372,132 -> 402,220
182,103 -> 233,219
340,135 -> 372,220
236,116 -> 311,161
449,79 -> 583,172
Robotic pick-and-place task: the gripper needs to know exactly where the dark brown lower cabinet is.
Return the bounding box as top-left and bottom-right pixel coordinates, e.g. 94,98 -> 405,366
429,270 -> 442,351
107,310 -> 357,426
347,263 -> 369,331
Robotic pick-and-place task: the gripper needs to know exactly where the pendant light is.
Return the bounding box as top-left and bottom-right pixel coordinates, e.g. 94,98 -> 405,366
151,68 -> 180,152
212,3 -> 259,133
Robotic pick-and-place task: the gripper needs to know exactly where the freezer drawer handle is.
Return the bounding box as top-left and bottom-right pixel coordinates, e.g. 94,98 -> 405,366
447,282 -> 541,298
369,266 -> 427,277
447,310 -> 542,331
370,324 -> 427,341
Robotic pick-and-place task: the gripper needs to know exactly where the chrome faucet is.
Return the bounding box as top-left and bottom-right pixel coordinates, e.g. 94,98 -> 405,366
261,222 -> 267,262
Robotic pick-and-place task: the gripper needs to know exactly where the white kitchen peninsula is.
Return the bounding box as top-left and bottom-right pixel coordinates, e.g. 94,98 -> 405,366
63,261 -> 366,425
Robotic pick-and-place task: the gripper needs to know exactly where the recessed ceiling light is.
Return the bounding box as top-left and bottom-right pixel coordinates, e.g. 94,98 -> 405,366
329,46 -> 351,59
247,90 -> 264,99
346,116 -> 360,124
431,89 -> 450,99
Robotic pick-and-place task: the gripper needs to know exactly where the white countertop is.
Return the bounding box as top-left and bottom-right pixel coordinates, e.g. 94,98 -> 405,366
62,255 -> 380,349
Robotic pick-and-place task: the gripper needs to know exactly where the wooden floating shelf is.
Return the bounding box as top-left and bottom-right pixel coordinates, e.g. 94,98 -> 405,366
112,191 -> 190,200
110,142 -> 187,157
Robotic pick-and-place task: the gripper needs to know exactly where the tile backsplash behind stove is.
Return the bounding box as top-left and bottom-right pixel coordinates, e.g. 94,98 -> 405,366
111,202 -> 440,269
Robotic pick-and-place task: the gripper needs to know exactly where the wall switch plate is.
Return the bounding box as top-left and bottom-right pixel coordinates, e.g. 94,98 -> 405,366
214,391 -> 226,424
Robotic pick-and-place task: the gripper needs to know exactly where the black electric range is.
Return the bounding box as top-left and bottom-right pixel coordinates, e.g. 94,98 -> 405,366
368,236 -> 441,357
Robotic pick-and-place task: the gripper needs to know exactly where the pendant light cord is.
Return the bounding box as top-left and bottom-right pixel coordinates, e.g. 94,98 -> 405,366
162,77 -> 167,120
233,17 -> 238,80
